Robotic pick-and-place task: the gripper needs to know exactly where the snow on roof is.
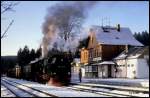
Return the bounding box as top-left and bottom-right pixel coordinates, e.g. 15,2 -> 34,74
92,61 -> 115,65
29,57 -> 43,64
99,61 -> 115,65
90,25 -> 143,46
114,46 -> 148,59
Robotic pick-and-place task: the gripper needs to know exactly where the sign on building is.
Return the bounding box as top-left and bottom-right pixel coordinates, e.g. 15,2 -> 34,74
92,57 -> 101,61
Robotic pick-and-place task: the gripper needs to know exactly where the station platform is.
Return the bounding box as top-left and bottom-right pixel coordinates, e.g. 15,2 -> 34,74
71,77 -> 149,88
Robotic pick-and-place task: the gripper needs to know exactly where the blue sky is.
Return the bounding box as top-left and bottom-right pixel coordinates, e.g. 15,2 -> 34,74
1,1 -> 149,56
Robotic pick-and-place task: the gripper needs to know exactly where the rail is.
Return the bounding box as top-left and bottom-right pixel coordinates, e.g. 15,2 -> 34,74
2,78 -> 58,97
69,83 -> 149,97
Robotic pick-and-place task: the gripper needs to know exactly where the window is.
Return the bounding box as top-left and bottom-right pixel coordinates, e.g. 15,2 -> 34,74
89,66 -> 92,72
144,55 -> 149,59
85,66 -> 88,72
96,49 -> 97,57
97,49 -> 99,57
86,52 -> 88,60
84,52 -> 86,60
131,64 -> 134,67
133,70 -> 136,74
95,49 -> 97,57
91,37 -> 93,43
89,51 -> 91,58
91,50 -> 92,58
93,50 -> 95,58
128,64 -> 130,67
85,66 -> 87,72
94,49 -> 96,57
81,52 -> 84,60
85,52 -> 87,59
92,66 -> 98,72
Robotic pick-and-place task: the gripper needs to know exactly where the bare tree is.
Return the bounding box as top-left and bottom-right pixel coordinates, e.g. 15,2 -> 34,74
1,1 -> 19,39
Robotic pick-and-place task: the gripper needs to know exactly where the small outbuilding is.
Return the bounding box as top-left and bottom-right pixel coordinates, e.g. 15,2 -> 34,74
114,46 -> 149,79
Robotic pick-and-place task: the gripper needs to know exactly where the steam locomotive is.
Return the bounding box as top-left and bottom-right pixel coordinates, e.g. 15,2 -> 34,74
7,52 -> 73,86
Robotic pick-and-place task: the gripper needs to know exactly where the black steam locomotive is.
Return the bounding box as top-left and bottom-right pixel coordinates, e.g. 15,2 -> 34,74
8,52 -> 73,86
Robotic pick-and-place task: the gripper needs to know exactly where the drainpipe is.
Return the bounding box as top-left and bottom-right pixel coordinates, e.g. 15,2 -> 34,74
125,57 -> 127,78
125,45 -> 128,53
125,45 -> 128,78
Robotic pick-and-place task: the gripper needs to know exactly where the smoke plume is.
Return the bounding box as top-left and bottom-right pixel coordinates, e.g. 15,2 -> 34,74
42,1 -> 98,57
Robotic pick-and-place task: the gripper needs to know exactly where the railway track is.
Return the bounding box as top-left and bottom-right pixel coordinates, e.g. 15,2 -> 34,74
67,83 -> 149,97
67,85 -> 129,97
77,83 -> 149,93
1,85 -> 16,97
1,79 -> 58,97
2,80 -> 36,97
2,77 -> 148,97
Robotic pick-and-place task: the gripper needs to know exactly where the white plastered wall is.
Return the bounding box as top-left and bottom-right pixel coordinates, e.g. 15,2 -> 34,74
136,59 -> 149,78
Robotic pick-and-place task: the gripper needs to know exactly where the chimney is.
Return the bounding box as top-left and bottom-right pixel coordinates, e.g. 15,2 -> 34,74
89,28 -> 94,42
125,45 -> 128,54
117,24 -> 120,32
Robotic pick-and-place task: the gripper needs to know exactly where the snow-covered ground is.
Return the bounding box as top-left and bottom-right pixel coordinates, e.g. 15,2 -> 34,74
1,79 -> 53,97
1,79 -> 35,97
1,77 -> 149,97
1,85 -> 16,97
71,77 -> 149,87
69,83 -> 149,97
71,77 -> 149,97
1,77 -> 106,97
